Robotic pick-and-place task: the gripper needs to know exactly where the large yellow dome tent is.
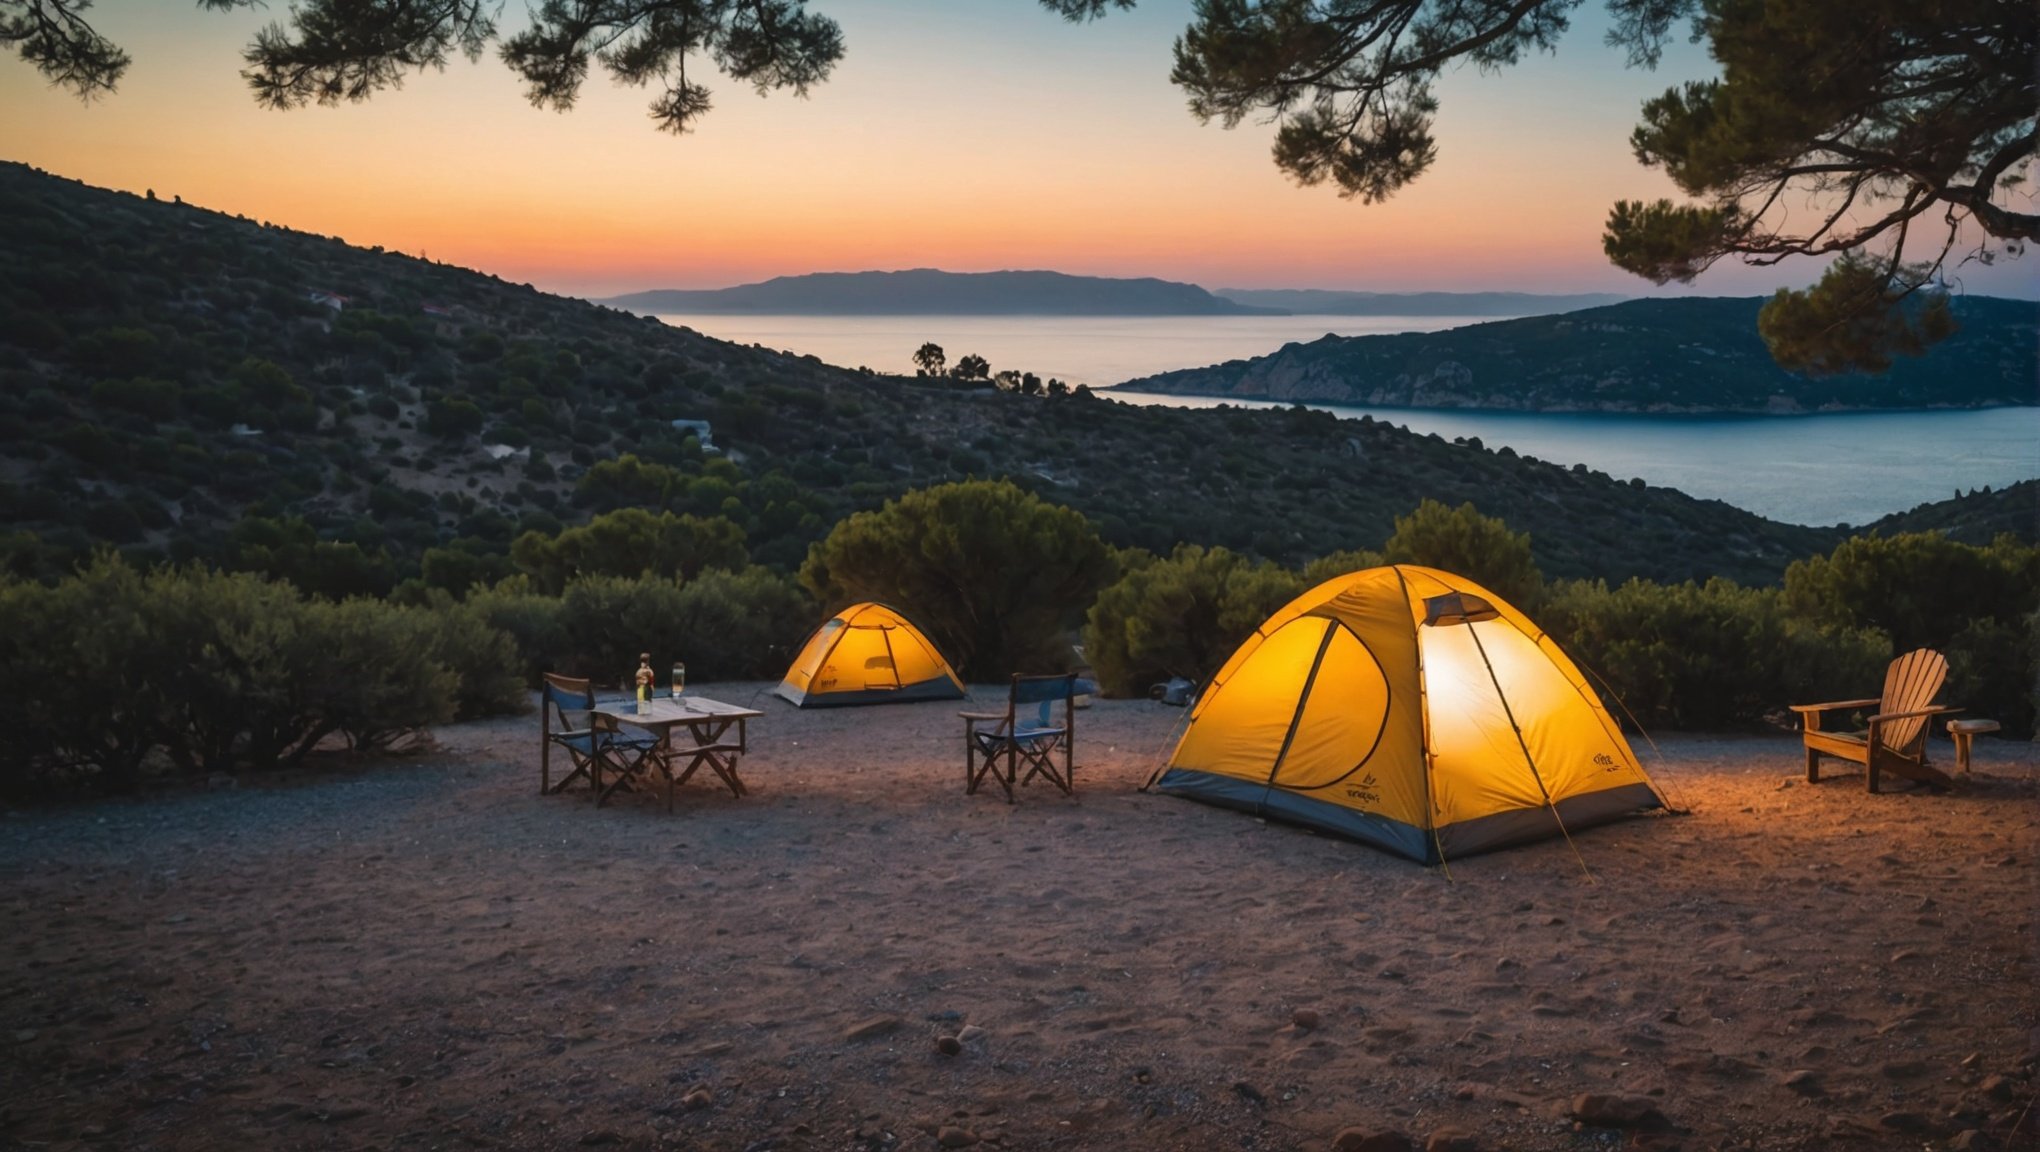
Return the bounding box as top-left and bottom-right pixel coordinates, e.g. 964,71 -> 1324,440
774,602 -> 967,708
1153,566 -> 1664,863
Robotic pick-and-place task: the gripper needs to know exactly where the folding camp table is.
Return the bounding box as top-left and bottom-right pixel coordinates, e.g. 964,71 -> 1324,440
593,695 -> 762,810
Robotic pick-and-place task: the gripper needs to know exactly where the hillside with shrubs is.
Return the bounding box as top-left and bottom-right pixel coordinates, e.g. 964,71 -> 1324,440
1117,295 -> 2038,412
3,161 -> 2022,596
2,164 -> 2033,798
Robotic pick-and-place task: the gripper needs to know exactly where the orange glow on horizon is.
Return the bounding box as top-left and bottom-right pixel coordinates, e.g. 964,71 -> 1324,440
2,1 -> 2031,301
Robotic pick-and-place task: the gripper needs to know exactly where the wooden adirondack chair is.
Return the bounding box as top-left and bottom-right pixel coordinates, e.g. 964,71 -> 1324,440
1790,648 -> 1959,793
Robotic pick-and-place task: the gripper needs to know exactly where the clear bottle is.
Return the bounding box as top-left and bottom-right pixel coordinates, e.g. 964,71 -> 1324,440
671,662 -> 686,699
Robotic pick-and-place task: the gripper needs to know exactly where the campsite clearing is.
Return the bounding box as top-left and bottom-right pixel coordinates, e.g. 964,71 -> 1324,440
2,689 -> 2034,1151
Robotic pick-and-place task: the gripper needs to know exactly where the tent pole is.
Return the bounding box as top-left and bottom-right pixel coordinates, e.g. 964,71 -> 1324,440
1256,619 -> 1339,816
879,626 -> 903,691
1395,567 -> 1453,878
1467,624 -> 1594,882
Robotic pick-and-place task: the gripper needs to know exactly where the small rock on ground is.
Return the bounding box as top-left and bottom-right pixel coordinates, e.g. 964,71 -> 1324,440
843,1015 -> 902,1043
1425,1128 -> 1479,1152
1331,1129 -> 1413,1152
1569,1094 -> 1669,1130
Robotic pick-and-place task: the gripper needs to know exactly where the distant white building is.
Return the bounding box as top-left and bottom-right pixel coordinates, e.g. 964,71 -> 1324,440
308,290 -> 350,311
670,419 -> 717,451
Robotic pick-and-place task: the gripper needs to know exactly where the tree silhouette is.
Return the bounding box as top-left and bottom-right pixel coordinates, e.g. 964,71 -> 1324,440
1177,0 -> 2032,372
1600,0 -> 2034,373
6,0 -> 845,135
954,353 -> 990,381
911,342 -> 946,377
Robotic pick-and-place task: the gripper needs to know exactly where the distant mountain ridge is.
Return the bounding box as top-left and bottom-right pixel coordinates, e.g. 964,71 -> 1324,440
598,270 -> 1282,316
1114,296 -> 2038,412
595,271 -> 1639,319
1213,288 -> 1629,315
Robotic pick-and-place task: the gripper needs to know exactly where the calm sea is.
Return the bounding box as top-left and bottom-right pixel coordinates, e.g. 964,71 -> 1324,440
655,313 -> 2039,527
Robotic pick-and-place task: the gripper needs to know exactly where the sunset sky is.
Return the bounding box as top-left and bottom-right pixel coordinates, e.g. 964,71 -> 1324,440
3,0 -> 2034,301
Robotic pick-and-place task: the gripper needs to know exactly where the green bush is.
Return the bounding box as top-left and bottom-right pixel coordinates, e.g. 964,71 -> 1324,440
1539,577 -> 1889,729
662,566 -> 814,680
425,397 -> 486,439
0,559 -> 523,797
1945,613 -> 2039,740
415,602 -> 528,721
1083,544 -> 1304,697
801,479 -> 1113,680
299,598 -> 459,754
147,564 -> 328,772
1784,532 -> 2040,736
525,568 -> 812,689
1384,499 -> 1544,608
0,559 -> 164,791
1784,532 -> 2040,650
510,507 -> 749,594
1301,548 -> 1387,586
467,576 -> 569,683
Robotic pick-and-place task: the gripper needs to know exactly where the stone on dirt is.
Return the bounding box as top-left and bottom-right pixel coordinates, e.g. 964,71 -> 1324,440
1568,1093 -> 1669,1130
1331,1128 -> 1413,1152
843,1015 -> 902,1043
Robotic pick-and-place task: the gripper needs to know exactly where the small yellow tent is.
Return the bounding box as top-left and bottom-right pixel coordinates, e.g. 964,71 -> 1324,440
1154,566 -> 1663,862
775,602 -> 966,708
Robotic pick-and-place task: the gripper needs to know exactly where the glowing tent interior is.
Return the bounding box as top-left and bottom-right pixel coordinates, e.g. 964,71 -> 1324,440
1152,566 -> 1665,862
774,602 -> 967,708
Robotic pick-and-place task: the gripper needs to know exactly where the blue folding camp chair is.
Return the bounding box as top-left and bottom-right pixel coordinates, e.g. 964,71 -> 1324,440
539,672 -> 658,796
962,673 -> 1090,802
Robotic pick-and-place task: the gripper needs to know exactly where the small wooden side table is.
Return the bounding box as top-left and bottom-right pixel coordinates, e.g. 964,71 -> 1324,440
1947,718 -> 2000,774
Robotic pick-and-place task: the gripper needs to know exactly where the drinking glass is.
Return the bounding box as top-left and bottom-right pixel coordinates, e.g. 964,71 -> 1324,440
671,663 -> 686,698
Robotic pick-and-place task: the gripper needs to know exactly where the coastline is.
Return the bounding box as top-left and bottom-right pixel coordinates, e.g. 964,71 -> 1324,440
1100,386 -> 2040,417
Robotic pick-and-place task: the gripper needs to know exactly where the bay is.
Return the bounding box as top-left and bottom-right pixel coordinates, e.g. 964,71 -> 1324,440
654,312 -> 2039,527
1112,394 -> 2038,527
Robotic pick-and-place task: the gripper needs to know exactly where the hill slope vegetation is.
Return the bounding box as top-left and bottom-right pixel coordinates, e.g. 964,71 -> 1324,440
0,163 -> 2022,595
1117,296 -> 2038,412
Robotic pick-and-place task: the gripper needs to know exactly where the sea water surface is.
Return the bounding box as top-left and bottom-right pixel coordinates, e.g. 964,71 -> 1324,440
656,312 -> 2039,526
655,312 -> 1470,384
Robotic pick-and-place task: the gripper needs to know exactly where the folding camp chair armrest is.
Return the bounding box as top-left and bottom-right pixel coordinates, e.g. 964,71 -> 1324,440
958,711 -> 1007,721
1867,705 -> 1960,725
1788,699 -> 1881,713
1011,724 -> 1066,740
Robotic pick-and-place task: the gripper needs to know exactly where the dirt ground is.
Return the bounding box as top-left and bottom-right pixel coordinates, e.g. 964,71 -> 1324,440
3,685 -> 2035,1152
